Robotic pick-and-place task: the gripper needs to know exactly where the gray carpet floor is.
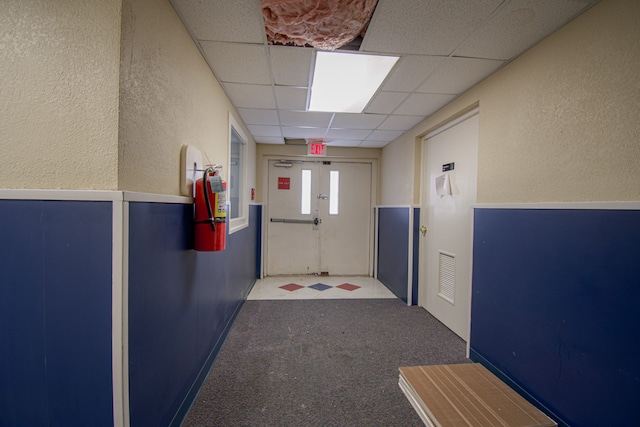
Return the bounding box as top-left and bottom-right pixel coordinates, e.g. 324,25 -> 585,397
182,299 -> 469,426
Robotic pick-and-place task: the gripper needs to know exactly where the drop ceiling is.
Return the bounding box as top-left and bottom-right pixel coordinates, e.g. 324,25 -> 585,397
170,0 -> 597,148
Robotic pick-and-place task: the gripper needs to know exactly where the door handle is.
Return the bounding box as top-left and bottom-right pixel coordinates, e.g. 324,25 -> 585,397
420,225 -> 428,236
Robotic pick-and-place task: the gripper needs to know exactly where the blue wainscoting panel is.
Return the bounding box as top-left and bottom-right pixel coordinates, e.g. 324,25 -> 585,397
411,208 -> 420,306
253,204 -> 262,279
377,207 -> 410,303
0,200 -> 114,427
471,208 -> 640,427
128,203 -> 260,427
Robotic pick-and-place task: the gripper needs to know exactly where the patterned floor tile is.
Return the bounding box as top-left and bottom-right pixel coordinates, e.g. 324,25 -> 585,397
279,283 -> 304,292
248,276 -> 396,300
308,283 -> 332,291
337,283 -> 361,291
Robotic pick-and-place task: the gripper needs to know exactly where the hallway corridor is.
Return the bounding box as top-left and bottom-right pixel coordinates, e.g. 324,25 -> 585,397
182,298 -> 468,426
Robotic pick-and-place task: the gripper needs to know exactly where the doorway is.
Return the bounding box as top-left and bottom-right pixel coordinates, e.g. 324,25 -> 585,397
419,110 -> 478,340
265,159 -> 373,276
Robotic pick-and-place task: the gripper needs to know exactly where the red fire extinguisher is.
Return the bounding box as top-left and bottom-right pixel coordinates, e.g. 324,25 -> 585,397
194,166 -> 226,251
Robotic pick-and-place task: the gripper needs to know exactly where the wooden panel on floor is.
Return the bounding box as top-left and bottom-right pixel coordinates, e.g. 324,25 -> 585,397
398,364 -> 557,427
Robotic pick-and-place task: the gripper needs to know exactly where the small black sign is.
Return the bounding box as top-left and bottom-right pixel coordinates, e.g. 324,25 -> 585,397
442,162 -> 455,172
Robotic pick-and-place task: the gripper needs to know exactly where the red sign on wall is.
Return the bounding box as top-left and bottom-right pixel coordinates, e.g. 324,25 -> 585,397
278,177 -> 290,190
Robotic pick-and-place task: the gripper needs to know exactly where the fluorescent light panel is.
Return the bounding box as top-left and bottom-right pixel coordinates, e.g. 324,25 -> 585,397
309,51 -> 399,113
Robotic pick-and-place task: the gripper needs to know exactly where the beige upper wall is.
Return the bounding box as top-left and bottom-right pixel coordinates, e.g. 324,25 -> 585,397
379,133 -> 417,206
118,0 -> 256,196
0,0 -> 122,190
382,0 -> 640,205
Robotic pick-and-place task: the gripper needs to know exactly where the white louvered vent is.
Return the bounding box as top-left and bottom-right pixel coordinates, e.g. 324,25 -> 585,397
438,251 -> 455,304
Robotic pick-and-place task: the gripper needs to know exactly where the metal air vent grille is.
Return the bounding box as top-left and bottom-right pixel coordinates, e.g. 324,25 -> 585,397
438,251 -> 455,304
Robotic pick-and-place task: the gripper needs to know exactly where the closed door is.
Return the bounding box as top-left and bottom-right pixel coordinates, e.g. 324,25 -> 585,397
266,160 -> 372,276
419,111 -> 478,340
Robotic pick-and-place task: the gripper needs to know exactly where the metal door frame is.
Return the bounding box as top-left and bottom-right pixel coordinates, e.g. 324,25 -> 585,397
261,155 -> 377,278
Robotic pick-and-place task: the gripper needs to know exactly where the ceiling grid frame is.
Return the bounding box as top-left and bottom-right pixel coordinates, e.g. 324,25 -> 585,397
170,0 -> 599,148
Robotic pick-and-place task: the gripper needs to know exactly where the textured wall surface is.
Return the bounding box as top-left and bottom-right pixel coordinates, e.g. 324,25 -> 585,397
0,1 -> 121,190
476,0 -> 640,203
381,0 -> 640,204
118,0 -> 255,195
379,138 -> 414,206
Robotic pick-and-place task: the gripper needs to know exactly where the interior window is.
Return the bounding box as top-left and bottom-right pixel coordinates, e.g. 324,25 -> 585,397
229,114 -> 248,233
230,127 -> 243,219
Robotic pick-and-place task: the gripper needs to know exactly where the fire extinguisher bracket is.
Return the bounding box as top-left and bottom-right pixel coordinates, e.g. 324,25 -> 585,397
180,144 -> 205,198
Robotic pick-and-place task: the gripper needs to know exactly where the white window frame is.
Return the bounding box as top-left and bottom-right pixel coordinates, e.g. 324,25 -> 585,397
229,114 -> 248,234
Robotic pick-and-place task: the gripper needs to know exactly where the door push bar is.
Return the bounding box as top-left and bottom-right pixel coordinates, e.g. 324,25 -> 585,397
270,218 -> 314,224
270,216 -> 321,229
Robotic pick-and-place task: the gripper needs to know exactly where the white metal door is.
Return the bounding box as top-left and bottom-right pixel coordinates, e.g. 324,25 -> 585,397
266,160 -> 372,276
319,162 -> 371,275
267,161 -> 319,275
419,111 -> 478,340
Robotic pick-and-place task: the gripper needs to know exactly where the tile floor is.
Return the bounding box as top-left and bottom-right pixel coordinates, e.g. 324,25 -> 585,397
248,276 -> 397,300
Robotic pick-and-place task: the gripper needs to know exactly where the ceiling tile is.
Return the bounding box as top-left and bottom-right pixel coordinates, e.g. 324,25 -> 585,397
255,137 -> 285,144
394,93 -> 456,116
171,0 -> 265,43
456,0 -> 595,60
326,128 -> 373,140
417,57 -> 505,94
327,140 -> 364,147
237,108 -> 279,126
365,92 -> 409,114
382,55 -> 446,92
378,115 -> 425,131
200,42 -> 270,84
247,125 -> 282,137
361,0 -> 503,55
223,83 -> 276,109
359,140 -> 388,148
174,0 -> 590,151
269,46 -> 313,87
331,113 -> 387,129
279,110 -> 332,128
366,130 -> 404,141
282,127 -> 327,139
275,86 -> 308,110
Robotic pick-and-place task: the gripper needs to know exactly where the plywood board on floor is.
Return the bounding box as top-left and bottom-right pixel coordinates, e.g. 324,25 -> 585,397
398,363 -> 557,427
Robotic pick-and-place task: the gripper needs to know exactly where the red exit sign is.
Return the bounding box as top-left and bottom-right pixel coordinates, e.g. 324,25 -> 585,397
308,142 -> 326,157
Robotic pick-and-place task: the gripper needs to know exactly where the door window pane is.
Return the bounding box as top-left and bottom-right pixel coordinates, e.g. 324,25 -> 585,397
301,169 -> 311,214
329,170 -> 339,215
